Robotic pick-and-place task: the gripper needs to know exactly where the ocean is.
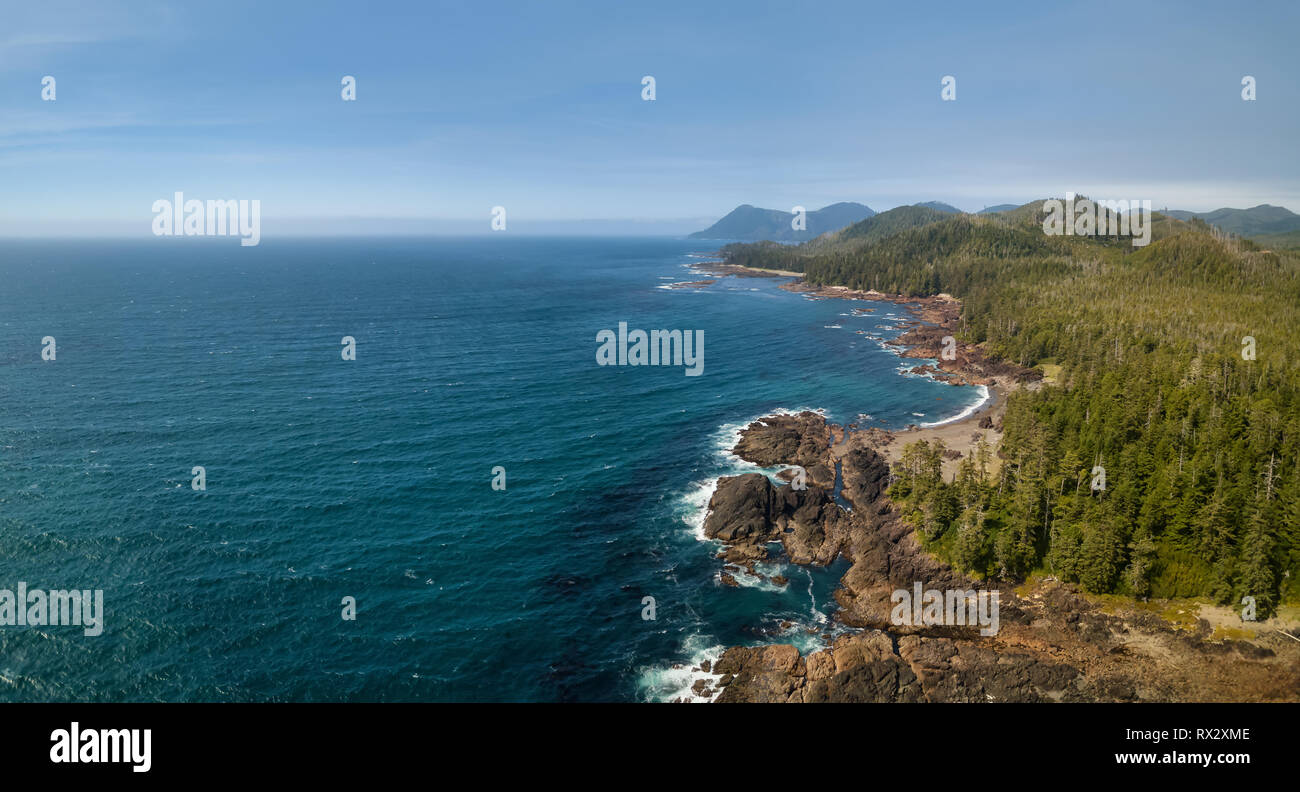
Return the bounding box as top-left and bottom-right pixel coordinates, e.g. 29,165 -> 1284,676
0,236 -> 986,702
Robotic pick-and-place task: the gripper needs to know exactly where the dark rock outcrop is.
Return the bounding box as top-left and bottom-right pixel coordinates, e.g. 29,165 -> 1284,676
839,447 -> 890,507
703,473 -> 777,544
732,412 -> 835,487
702,472 -> 847,566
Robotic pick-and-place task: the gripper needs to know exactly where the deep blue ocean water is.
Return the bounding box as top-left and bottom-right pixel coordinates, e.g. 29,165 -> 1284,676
0,237 -> 984,702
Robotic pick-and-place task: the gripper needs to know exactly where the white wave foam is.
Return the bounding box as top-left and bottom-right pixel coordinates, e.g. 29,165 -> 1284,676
720,566 -> 786,593
680,477 -> 721,541
677,407 -> 828,542
636,634 -> 726,703
918,384 -> 990,427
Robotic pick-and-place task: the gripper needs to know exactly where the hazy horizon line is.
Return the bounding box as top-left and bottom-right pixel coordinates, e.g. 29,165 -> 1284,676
2,197 -> 1296,240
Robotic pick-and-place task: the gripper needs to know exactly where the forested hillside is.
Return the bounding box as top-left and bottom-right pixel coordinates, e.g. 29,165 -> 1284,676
723,201 -> 1300,615
1165,204 -> 1300,237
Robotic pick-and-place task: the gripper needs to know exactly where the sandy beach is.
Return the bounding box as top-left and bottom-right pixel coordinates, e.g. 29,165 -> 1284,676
876,378 -> 1010,480
828,376 -> 1012,481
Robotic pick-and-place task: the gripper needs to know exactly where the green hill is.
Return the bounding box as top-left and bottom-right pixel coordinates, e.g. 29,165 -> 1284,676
722,198 -> 1300,613
1165,204 -> 1300,237
1250,230 -> 1300,251
914,201 -> 963,214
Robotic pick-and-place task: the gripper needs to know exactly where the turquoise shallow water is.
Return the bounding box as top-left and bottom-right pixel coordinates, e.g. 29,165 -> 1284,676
0,236 -> 984,701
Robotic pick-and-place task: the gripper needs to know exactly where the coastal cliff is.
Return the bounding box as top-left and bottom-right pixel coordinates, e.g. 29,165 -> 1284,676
676,273 -> 1300,702
694,409 -> 1300,703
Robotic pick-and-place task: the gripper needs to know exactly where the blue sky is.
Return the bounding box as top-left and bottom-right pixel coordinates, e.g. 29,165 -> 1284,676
1,0 -> 1297,235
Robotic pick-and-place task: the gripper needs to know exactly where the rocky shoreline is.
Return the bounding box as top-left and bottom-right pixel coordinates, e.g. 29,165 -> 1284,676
676,264 -> 1300,703
779,280 -> 1040,388
686,259 -> 1040,389
686,409 -> 1300,703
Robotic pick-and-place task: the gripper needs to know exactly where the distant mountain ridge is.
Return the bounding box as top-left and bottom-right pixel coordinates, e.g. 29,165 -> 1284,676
689,202 -> 875,241
1163,204 -> 1300,237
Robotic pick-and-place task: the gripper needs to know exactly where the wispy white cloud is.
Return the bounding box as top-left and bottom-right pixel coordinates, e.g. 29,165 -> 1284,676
0,1 -> 177,69
0,32 -> 108,50
0,111 -> 141,140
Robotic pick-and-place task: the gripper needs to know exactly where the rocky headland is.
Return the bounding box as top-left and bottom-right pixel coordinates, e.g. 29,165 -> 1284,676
691,409 -> 1300,703
673,265 -> 1300,703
